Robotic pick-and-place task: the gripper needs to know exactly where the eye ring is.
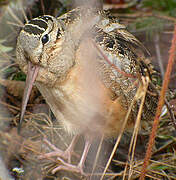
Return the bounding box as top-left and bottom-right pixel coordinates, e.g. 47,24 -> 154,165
41,34 -> 49,44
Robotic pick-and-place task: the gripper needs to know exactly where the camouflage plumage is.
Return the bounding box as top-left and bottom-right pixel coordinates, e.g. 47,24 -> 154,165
16,6 -> 159,174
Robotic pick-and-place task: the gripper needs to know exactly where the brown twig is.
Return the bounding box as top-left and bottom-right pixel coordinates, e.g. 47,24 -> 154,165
7,6 -> 24,26
154,34 -> 164,79
123,77 -> 149,180
139,24 -> 176,180
40,0 -> 45,15
103,1 -> 137,10
164,99 -> 176,129
113,12 -> 176,23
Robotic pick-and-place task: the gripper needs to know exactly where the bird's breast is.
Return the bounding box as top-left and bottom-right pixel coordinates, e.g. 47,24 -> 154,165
36,59 -> 131,137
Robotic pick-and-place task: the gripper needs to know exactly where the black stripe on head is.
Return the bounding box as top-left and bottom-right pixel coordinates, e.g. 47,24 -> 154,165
56,28 -> 62,39
39,16 -> 53,22
29,19 -> 48,30
23,25 -> 45,35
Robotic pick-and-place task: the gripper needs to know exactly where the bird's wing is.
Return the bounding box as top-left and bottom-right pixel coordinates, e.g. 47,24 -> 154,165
91,24 -> 159,126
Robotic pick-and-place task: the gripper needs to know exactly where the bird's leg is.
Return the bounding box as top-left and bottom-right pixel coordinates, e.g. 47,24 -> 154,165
63,135 -> 80,163
52,137 -> 92,175
40,135 -> 79,163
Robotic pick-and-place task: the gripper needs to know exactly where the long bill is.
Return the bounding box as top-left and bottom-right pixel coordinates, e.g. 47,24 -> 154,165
18,61 -> 39,133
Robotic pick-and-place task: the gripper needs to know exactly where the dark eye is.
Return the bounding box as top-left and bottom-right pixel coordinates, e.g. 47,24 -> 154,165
41,34 -> 49,44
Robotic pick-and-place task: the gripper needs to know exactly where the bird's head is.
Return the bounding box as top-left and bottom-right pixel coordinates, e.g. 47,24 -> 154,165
16,15 -> 76,132
16,15 -> 76,86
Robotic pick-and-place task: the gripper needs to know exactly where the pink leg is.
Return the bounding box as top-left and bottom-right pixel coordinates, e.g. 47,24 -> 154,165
52,138 -> 92,175
39,135 -> 79,162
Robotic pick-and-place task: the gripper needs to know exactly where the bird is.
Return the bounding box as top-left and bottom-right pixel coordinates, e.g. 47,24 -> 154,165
16,6 -> 158,175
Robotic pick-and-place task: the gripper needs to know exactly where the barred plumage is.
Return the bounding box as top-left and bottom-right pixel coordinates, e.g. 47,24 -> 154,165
16,6 -> 159,174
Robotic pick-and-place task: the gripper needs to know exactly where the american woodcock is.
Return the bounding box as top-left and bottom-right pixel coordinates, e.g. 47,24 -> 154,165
16,7 -> 159,174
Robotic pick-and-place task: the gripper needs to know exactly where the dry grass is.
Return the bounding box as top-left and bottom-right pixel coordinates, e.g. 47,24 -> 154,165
0,0 -> 176,180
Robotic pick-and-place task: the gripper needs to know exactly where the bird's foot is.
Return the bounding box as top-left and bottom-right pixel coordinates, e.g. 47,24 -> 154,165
39,136 -> 91,176
39,138 -> 76,162
39,135 -> 79,163
52,157 -> 87,176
